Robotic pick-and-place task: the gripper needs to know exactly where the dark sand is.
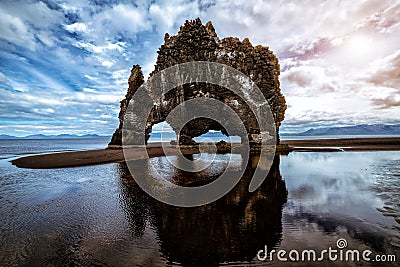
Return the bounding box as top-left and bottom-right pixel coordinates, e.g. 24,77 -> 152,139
11,143 -> 199,169
11,138 -> 400,169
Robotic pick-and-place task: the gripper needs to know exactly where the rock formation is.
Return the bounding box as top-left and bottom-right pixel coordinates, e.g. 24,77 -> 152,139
109,65 -> 144,146
109,18 -> 286,146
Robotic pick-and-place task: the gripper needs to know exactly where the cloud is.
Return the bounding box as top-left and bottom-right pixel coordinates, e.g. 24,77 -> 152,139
1,0 -> 400,135
371,96 -> 400,109
74,41 -> 126,54
357,2 -> 400,34
0,72 -> 6,83
0,0 -> 64,50
32,108 -> 55,115
62,92 -> 122,105
149,0 -> 200,34
65,22 -> 89,34
86,3 -> 152,44
151,121 -> 174,132
281,65 -> 339,97
362,49 -> 400,89
0,11 -> 37,50
282,67 -> 314,88
281,37 -> 336,62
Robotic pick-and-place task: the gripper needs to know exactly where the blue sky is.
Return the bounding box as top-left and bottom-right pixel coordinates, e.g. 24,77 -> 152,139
0,0 -> 399,136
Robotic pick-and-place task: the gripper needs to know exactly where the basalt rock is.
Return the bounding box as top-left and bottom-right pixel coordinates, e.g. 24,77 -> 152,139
109,18 -> 286,147
108,65 -> 144,146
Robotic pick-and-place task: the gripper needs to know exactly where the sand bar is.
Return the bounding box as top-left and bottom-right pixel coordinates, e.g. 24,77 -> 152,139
10,138 -> 400,169
11,143 -> 199,169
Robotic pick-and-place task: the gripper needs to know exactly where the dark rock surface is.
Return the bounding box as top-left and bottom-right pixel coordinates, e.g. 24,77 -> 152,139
109,18 -> 286,146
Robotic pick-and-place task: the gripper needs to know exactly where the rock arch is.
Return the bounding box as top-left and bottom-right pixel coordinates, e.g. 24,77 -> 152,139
109,18 -> 286,147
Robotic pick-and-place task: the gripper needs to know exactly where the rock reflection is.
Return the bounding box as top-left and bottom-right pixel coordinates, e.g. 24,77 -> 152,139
117,162 -> 151,237
117,154 -> 287,266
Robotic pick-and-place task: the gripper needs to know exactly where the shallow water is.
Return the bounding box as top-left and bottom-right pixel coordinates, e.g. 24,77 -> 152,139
0,138 -> 109,160
0,140 -> 399,266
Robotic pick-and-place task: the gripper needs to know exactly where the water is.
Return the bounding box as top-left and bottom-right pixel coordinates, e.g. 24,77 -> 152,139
0,139 -> 399,266
280,134 -> 400,140
149,133 -> 400,143
0,138 -> 110,160
147,135 -> 241,143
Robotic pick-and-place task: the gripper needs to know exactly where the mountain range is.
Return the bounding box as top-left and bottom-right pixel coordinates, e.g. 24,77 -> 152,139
287,124 -> 400,136
0,134 -> 109,139
1,124 -> 399,139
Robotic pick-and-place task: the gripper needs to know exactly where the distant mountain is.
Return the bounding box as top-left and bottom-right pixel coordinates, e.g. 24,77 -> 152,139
3,124 -> 399,140
294,124 -> 400,136
201,131 -> 227,137
21,134 -> 48,139
149,132 -> 176,138
0,134 -> 110,139
148,131 -> 229,139
0,134 -> 15,139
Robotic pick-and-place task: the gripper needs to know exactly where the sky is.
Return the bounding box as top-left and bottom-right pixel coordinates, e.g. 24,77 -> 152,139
0,0 -> 399,136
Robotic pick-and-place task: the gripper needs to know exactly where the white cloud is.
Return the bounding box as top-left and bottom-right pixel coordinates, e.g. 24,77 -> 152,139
33,108 -> 55,114
149,0 -> 200,34
0,72 -> 6,83
83,88 -> 96,93
357,2 -> 400,34
65,22 -> 89,34
89,3 -> 152,43
24,94 -> 64,106
0,11 -> 37,50
36,31 -> 56,47
281,65 -> 340,97
112,69 -> 130,85
1,0 -> 400,135
152,121 -> 174,132
101,60 -> 114,68
62,92 -> 121,105
0,0 -> 64,49
4,0 -> 63,28
74,41 -> 126,54
361,48 -> 400,89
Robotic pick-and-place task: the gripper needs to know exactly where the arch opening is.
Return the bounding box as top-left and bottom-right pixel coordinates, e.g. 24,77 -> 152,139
194,131 -> 241,143
147,121 -> 177,143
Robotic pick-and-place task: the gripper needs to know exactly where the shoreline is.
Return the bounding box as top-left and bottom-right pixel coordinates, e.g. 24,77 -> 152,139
10,138 -> 400,169
281,137 -> 400,152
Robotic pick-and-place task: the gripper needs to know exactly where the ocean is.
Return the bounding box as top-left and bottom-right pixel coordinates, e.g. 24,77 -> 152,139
0,138 -> 399,266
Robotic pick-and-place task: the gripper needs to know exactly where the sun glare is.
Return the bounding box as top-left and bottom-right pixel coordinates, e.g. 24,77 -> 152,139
346,35 -> 372,58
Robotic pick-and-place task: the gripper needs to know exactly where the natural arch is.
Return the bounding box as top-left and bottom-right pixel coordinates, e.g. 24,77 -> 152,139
109,18 -> 286,147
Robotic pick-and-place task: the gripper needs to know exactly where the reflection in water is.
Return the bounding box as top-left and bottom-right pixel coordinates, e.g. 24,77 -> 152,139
118,154 -> 287,266
1,150 -> 399,266
280,152 -> 400,266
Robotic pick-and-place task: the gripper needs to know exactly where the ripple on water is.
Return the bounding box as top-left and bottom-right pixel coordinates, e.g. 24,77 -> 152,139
372,157 -> 400,248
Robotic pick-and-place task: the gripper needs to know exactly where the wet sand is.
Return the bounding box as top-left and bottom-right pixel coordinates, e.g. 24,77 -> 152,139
11,138 -> 400,169
11,143 -> 199,169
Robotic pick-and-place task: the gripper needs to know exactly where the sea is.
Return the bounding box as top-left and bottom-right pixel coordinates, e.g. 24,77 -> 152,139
0,137 -> 399,266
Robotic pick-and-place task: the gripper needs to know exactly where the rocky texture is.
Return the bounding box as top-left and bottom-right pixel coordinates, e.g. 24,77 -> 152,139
109,18 -> 286,146
109,65 -> 144,146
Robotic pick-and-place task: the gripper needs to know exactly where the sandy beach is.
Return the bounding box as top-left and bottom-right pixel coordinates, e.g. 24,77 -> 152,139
11,143 -> 199,169
11,138 -> 400,169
